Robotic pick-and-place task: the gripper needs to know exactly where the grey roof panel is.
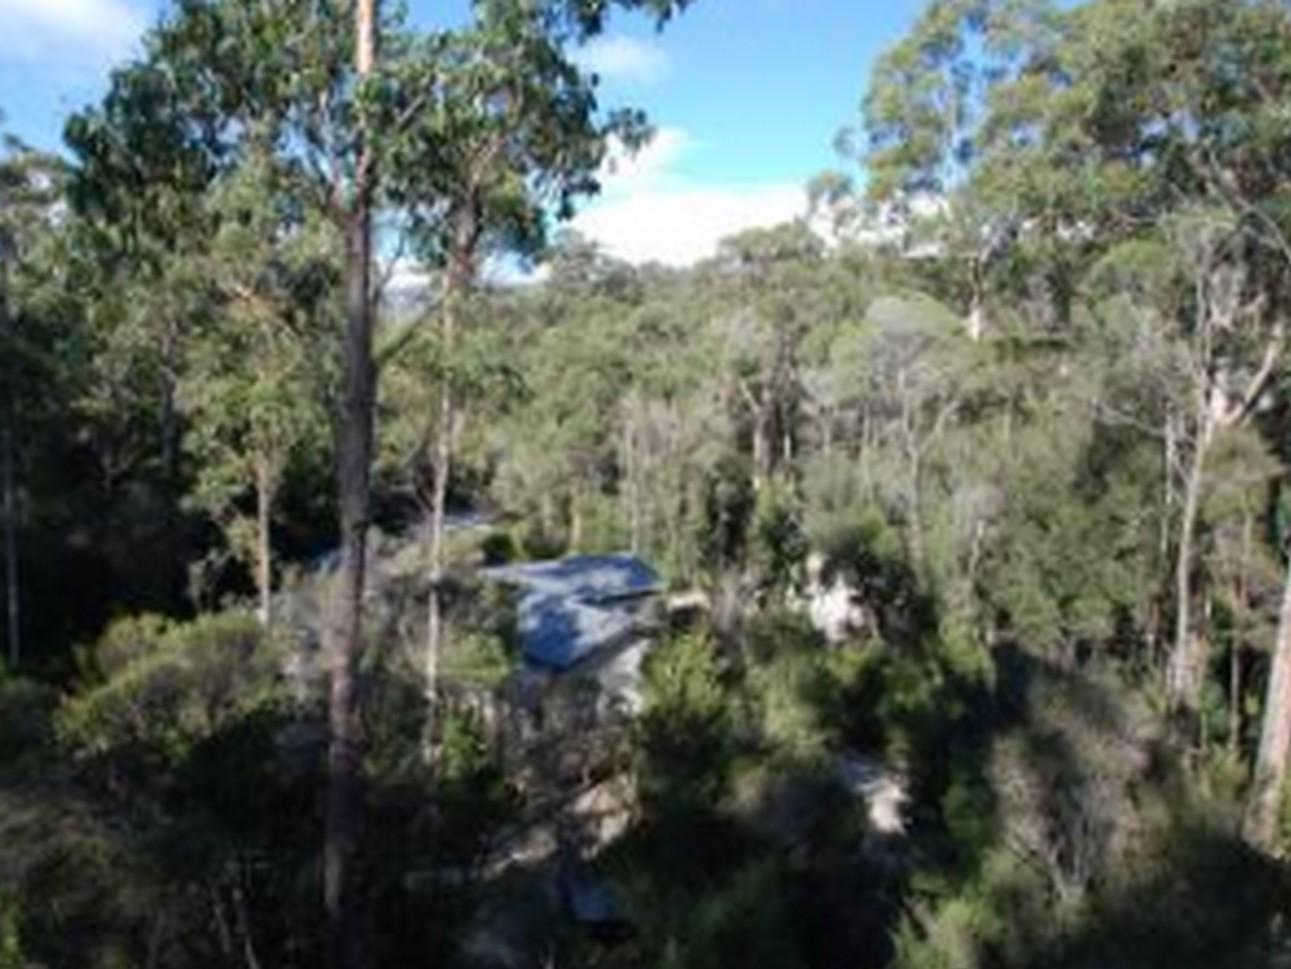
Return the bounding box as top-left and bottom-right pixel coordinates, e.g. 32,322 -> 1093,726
484,555 -> 660,670
482,554 -> 660,604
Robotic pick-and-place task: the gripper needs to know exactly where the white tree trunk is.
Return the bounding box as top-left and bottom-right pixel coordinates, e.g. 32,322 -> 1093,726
255,455 -> 273,628
425,300 -> 456,737
2,249 -> 18,669
1168,423 -> 1211,714
1244,555 -> 1291,848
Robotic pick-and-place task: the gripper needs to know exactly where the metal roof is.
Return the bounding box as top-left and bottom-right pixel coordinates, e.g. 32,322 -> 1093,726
482,554 -> 661,670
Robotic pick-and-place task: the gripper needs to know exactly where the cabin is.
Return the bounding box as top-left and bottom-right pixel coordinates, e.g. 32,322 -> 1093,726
482,554 -> 661,668
483,553 -> 663,723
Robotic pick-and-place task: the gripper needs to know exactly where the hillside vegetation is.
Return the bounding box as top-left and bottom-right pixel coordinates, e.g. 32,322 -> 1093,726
5,1 -> 1291,967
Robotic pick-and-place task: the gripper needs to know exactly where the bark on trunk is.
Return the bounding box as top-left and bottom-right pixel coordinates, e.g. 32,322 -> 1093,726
751,411 -> 769,492
568,483 -> 584,553
1231,513 -> 1253,752
906,450 -> 924,572
325,2 -> 376,964
1168,429 -> 1210,714
232,875 -> 263,969
1230,640 -> 1243,754
623,419 -> 641,555
1,253 -> 17,671
159,317 -> 183,605
425,274 -> 461,739
255,455 -> 273,628
967,294 -> 985,343
424,416 -> 447,736
211,886 -> 234,964
897,371 -> 926,573
426,196 -> 482,733
1244,555 -> 1291,849
2,414 -> 16,671
325,203 -> 372,969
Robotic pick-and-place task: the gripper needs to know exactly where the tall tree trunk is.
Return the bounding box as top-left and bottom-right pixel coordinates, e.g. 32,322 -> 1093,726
1,405 -> 17,672
232,872 -> 264,969
1168,427 -> 1210,714
159,317 -> 183,606
325,0 -> 376,964
255,454 -> 273,628
1231,511 -> 1253,753
1230,638 -> 1243,754
623,418 -> 641,555
569,482 -> 584,553
1,254 -> 18,671
1146,411 -> 1180,666
967,293 -> 985,342
425,266 -> 462,740
1244,554 -> 1291,849
751,418 -> 768,492
967,259 -> 987,342
906,450 -> 924,572
539,492 -> 554,538
424,406 -> 448,738
900,389 -> 924,573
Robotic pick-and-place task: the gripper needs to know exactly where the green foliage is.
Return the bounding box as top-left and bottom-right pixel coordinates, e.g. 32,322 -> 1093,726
178,156 -> 334,595
435,708 -> 519,868
0,893 -> 20,969
656,860 -> 804,969
58,611 -> 284,768
11,0 -> 1291,965
79,612 -> 174,681
518,521 -> 569,560
752,481 -> 808,594
747,651 -> 834,763
982,417 -> 1151,659
0,677 -> 56,765
817,507 -> 938,648
480,528 -> 516,565
741,606 -> 821,664
699,455 -> 756,572
638,633 -> 734,815
442,628 -> 515,688
0,610 -> 324,969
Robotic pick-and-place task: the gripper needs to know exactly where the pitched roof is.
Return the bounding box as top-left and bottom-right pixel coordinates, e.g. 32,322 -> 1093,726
482,554 -> 661,670
482,554 -> 660,603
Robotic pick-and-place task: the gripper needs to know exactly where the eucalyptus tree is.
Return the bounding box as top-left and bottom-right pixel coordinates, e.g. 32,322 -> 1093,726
0,125 -> 64,671
616,269 -> 730,576
1247,528 -> 1291,847
382,6 -> 654,720
704,222 -> 827,492
71,0 -> 699,958
862,0 -> 1064,333
65,51 -> 220,482
1082,209 -> 1287,711
1156,209 -> 1286,714
179,155 -> 335,626
864,0 -> 1291,706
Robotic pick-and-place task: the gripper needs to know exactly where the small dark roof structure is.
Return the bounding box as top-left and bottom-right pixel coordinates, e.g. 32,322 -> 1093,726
559,863 -> 629,933
482,554 -> 661,670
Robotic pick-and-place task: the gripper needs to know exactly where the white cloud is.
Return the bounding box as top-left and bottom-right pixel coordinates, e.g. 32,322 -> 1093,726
571,125 -> 809,267
382,256 -> 430,301
574,183 -> 806,266
598,126 -> 694,189
571,34 -> 669,85
0,0 -> 146,73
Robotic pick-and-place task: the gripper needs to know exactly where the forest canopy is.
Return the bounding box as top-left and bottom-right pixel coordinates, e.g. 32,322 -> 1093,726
5,1 -> 1291,967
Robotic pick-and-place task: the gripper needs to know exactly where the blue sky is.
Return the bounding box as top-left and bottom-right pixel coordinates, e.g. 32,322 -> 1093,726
0,0 -> 928,264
